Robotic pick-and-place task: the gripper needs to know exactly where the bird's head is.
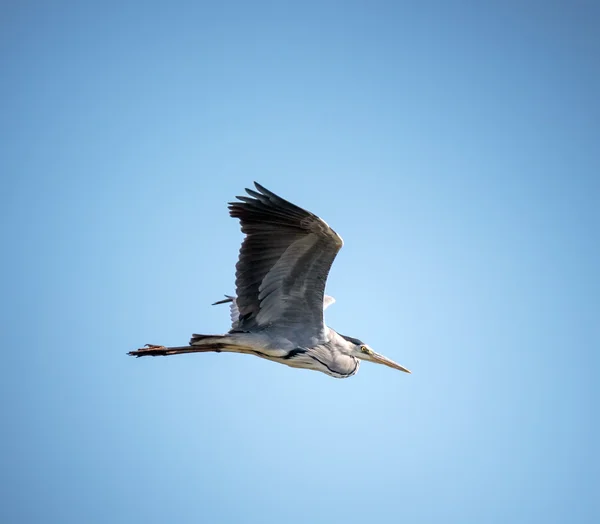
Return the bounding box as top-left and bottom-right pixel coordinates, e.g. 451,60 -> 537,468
341,334 -> 411,373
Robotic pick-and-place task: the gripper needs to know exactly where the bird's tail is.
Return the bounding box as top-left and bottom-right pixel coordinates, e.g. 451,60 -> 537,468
128,334 -> 254,358
188,333 -> 233,348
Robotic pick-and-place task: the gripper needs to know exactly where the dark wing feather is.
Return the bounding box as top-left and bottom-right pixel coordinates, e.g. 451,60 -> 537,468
228,182 -> 343,345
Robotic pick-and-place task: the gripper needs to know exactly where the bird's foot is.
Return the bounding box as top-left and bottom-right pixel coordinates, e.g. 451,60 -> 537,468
128,344 -> 167,357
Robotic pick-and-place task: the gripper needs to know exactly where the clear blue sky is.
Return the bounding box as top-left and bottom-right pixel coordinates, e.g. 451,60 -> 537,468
1,1 -> 598,523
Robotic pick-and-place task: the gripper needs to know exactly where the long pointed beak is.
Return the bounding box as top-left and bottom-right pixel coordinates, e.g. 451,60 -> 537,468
370,352 -> 411,373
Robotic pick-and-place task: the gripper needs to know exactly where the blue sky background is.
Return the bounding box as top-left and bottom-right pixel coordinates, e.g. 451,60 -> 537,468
1,1 -> 598,523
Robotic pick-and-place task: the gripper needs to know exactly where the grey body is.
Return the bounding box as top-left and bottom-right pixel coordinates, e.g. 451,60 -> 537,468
211,297 -> 360,378
129,183 -> 410,379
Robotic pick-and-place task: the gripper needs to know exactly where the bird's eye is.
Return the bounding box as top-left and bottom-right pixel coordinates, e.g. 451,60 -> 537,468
360,345 -> 369,353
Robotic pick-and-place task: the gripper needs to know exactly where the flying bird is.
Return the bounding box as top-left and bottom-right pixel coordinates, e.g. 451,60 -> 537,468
129,183 -> 411,378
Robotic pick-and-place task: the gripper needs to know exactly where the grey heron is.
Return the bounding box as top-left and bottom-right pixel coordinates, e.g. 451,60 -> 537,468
128,182 -> 411,378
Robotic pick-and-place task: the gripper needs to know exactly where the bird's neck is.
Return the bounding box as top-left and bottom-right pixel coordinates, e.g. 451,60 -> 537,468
328,329 -> 357,355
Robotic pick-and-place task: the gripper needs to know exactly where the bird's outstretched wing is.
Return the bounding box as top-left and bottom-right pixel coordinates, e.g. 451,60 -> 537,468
213,293 -> 337,331
228,182 -> 343,345
212,295 -> 241,329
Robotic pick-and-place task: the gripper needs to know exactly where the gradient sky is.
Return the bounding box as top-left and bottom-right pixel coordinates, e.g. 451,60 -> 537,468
1,2 -> 598,523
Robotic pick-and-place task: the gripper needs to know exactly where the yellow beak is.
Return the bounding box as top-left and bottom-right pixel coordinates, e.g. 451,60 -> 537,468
370,351 -> 411,373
